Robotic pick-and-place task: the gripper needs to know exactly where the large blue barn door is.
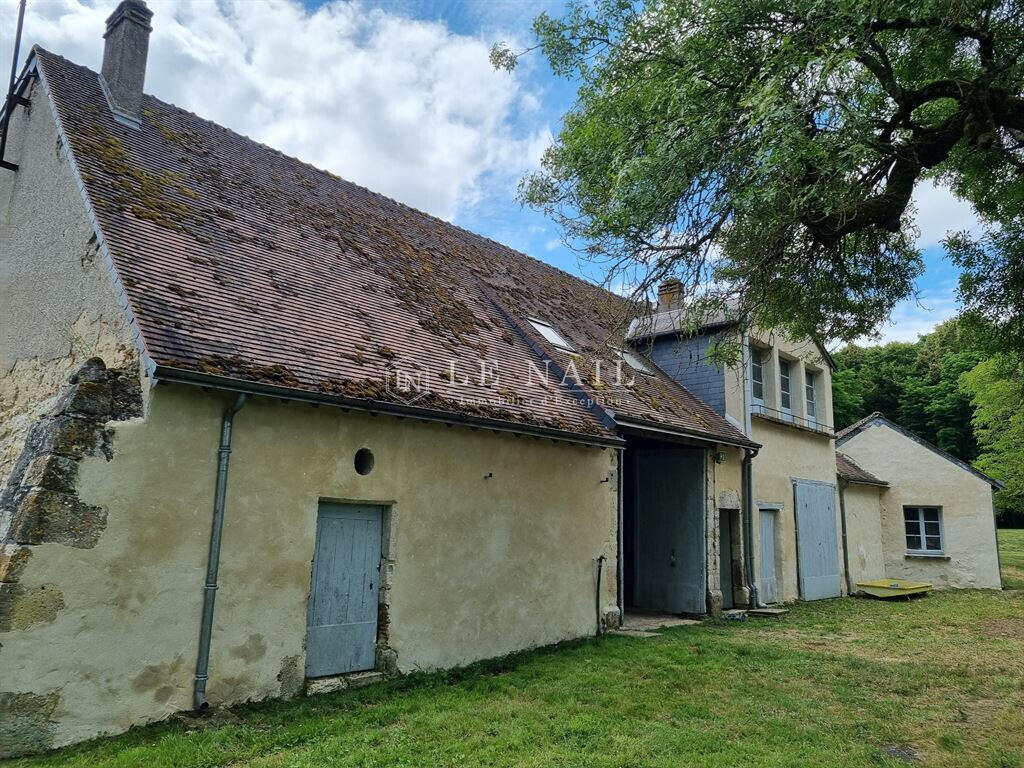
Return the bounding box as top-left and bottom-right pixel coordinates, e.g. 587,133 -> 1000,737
793,482 -> 841,600
306,503 -> 382,677
634,448 -> 707,615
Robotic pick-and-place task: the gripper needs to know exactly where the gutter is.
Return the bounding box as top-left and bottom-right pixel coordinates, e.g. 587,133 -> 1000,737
151,365 -> 624,450
613,416 -> 759,452
193,392 -> 247,711
742,449 -> 762,608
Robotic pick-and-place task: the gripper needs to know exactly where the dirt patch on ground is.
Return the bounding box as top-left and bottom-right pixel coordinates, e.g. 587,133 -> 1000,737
982,617 -> 1024,638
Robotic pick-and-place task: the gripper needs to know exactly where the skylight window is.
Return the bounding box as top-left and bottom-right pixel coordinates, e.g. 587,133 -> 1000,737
528,318 -> 575,351
619,349 -> 654,374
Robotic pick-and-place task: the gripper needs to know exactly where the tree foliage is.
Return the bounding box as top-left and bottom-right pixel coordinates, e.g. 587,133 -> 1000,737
960,356 -> 1024,526
496,0 -> 1024,352
832,319 -> 983,460
833,319 -> 1023,524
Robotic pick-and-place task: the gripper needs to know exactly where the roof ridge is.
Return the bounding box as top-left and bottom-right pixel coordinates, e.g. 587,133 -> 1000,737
837,412 -> 1002,488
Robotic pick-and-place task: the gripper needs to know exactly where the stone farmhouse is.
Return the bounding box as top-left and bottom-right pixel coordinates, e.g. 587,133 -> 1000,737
0,1 -> 1003,756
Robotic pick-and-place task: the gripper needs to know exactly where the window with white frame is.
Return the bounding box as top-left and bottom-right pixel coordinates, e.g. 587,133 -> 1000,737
751,347 -> 765,404
805,370 -> 817,421
904,506 -> 944,554
779,359 -> 792,412
528,318 -> 575,351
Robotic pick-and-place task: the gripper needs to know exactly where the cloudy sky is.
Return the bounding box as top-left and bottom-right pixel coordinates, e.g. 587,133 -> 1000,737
1,0 -> 978,345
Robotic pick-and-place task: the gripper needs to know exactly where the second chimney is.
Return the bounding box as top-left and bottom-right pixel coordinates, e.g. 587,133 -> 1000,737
100,0 -> 153,125
657,279 -> 682,312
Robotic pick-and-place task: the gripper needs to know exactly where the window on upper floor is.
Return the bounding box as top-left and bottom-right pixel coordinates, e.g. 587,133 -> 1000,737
751,347 -> 765,404
805,370 -> 817,421
779,358 -> 792,412
528,318 -> 575,351
904,506 -> 944,554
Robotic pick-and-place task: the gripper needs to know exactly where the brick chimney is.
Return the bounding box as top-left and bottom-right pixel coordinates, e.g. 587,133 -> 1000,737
100,0 -> 153,126
657,279 -> 682,312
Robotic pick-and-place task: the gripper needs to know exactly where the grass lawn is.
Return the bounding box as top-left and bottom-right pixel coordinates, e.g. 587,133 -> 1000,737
11,586 -> 1024,768
999,528 -> 1024,590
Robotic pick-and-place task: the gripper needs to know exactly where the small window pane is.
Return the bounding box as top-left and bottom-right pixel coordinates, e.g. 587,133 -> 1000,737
751,348 -> 764,402
923,508 -> 940,522
528,319 -> 574,351
904,508 -> 917,522
906,534 -> 922,550
924,521 -> 940,536
925,536 -> 942,551
779,360 -> 791,410
905,520 -> 919,535
620,349 -> 652,374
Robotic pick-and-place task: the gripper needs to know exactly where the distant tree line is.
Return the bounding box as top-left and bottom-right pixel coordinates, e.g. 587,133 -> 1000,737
833,320 -> 1023,527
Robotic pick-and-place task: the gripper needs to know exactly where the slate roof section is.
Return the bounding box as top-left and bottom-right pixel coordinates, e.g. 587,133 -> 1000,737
836,452 -> 888,486
32,49 -> 755,449
836,412 -> 1003,489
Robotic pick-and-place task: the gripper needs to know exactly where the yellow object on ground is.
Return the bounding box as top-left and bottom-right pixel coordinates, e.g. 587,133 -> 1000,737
856,579 -> 932,598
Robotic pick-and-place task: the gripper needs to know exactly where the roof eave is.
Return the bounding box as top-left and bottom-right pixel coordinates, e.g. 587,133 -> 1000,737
613,415 -> 760,451
151,365 -> 625,449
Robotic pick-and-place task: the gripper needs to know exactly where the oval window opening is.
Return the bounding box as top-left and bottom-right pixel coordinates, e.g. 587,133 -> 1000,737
354,448 -> 375,475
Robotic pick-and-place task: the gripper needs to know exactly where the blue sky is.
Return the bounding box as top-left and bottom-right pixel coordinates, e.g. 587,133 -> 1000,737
3,0 -> 975,344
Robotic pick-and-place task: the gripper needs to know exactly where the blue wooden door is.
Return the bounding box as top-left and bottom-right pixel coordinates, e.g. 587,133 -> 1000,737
793,482 -> 841,600
759,509 -> 779,604
306,503 -> 382,677
634,448 -> 706,615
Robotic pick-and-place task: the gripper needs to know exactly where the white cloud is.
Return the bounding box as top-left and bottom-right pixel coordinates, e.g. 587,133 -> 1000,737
861,287 -> 959,344
0,0 -> 550,221
911,180 -> 981,248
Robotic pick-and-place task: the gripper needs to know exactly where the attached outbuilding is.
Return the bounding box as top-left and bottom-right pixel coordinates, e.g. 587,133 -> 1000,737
836,413 -> 1003,591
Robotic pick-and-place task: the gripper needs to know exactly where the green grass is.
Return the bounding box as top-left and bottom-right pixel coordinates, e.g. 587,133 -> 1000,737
11,589 -> 1024,768
999,528 -> 1024,590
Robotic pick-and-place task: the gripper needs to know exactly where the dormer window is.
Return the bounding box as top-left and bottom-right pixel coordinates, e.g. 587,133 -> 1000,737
528,318 -> 575,351
779,359 -> 792,412
805,370 -> 817,421
751,347 -> 765,404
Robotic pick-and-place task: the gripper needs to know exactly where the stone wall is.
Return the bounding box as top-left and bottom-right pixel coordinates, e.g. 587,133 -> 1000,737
0,77 -> 139,492
1,383 -> 619,756
840,423 -> 1001,589
0,359 -> 142,756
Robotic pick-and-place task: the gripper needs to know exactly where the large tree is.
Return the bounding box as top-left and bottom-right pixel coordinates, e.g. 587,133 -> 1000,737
961,355 -> 1024,525
494,0 -> 1024,352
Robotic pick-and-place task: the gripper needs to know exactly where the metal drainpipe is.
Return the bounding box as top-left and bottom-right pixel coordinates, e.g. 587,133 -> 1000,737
740,331 -> 763,609
742,449 -> 762,608
838,479 -> 854,596
193,392 -> 248,711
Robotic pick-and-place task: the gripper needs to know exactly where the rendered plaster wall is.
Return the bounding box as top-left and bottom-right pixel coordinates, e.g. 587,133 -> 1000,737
2,384 -> 619,754
840,425 -> 1001,589
748,419 -> 841,602
720,332 -> 840,603
841,482 -> 887,587
0,77 -> 138,490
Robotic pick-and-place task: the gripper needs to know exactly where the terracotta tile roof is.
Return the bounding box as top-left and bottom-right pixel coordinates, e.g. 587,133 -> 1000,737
835,452 -> 888,486
34,48 -> 754,448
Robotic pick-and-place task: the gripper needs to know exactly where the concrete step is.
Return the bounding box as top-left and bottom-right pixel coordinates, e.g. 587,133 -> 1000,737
747,607 -> 789,618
